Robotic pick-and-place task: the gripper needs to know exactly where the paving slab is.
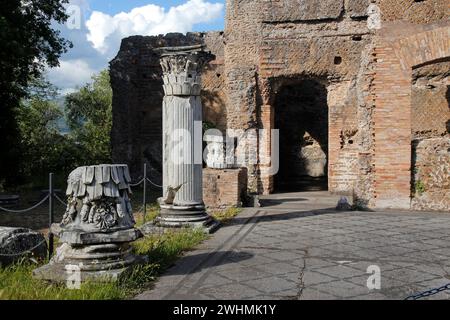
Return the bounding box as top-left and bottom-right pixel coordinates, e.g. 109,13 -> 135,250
135,191 -> 450,300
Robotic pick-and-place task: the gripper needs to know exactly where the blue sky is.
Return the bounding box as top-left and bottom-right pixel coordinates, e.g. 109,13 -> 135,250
88,0 -> 225,31
48,0 -> 225,94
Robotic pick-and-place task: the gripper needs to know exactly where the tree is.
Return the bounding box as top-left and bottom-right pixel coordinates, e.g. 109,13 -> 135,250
0,0 -> 71,187
65,70 -> 113,164
17,77 -> 80,184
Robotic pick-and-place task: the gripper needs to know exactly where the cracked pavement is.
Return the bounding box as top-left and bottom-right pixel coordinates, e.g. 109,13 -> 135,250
135,191 -> 450,300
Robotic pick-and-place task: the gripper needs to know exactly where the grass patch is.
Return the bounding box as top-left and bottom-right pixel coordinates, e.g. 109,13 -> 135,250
0,260 -> 125,300
0,228 -> 207,300
134,202 -> 160,227
211,207 -> 242,224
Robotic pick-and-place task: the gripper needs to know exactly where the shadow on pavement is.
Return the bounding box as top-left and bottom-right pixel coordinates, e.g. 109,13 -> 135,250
166,250 -> 254,275
227,208 -> 345,226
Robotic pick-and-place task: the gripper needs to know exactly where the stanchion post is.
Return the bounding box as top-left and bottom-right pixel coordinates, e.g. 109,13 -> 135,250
143,163 -> 147,223
48,173 -> 54,260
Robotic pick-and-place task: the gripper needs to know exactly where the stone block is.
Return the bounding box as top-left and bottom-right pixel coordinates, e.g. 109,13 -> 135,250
0,227 -> 47,266
262,0 -> 344,22
347,0 -> 370,18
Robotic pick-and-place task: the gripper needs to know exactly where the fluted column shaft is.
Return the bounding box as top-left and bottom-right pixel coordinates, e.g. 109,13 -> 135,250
156,45 -> 218,231
163,95 -> 202,205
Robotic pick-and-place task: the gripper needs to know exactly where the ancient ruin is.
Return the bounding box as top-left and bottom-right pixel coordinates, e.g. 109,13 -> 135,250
110,0 -> 449,211
33,164 -> 143,282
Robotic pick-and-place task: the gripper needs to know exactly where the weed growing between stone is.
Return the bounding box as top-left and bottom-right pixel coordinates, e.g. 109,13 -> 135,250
211,207 -> 242,224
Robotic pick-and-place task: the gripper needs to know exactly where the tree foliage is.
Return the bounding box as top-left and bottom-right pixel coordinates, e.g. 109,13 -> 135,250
0,0 -> 72,187
17,78 -> 80,184
65,70 -> 113,164
15,70 -> 113,187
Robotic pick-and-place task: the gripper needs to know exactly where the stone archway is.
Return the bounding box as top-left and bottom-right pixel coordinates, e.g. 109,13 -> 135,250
372,21 -> 450,209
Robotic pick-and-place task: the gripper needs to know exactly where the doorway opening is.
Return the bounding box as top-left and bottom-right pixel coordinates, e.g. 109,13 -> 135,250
273,79 -> 329,192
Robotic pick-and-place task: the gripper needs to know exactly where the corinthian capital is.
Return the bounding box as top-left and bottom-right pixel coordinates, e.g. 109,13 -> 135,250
157,44 -> 214,96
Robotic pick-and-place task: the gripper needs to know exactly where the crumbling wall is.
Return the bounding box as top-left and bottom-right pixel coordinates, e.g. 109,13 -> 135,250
379,0 -> 448,24
411,138 -> 450,211
411,61 -> 450,211
110,32 -> 225,180
110,0 -> 449,211
225,0 -> 376,194
224,0 -> 262,192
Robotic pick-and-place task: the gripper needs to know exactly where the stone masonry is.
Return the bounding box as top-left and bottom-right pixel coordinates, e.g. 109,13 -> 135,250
110,1 -> 449,211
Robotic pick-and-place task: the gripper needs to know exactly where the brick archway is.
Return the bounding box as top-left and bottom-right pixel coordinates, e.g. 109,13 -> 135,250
372,21 -> 450,209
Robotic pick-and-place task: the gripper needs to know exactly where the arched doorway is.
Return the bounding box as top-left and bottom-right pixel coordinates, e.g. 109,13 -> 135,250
273,79 -> 329,192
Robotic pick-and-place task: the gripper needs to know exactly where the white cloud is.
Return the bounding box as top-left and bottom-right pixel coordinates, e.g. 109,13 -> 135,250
47,59 -> 98,93
86,0 -> 224,55
47,0 -> 224,94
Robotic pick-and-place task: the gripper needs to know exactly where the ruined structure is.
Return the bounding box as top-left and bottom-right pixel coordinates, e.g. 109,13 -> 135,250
34,164 -> 143,282
111,0 -> 449,211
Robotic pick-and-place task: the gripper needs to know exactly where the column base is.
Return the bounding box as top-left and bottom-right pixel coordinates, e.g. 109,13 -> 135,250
33,243 -> 146,283
156,203 -> 220,234
33,228 -> 145,283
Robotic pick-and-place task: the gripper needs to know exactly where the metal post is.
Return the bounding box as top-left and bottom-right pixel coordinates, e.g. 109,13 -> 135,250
48,173 -> 54,260
143,163 -> 147,224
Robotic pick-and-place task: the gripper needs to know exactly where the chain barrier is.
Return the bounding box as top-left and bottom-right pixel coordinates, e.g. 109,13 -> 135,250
54,194 -> 68,206
129,178 -> 145,187
0,238 -> 48,257
0,167 -> 161,260
129,177 -> 162,189
405,283 -> 450,300
147,177 -> 163,188
0,194 -> 50,213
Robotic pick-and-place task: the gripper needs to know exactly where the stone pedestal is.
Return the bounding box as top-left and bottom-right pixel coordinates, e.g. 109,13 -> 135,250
155,45 -> 219,233
33,164 -> 144,283
203,167 -> 248,209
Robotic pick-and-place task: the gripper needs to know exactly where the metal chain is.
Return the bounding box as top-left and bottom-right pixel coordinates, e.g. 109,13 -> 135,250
0,238 -> 48,256
0,194 -> 50,213
147,177 -> 163,188
54,194 -> 68,206
405,283 -> 450,300
129,177 -> 162,188
129,178 -> 145,187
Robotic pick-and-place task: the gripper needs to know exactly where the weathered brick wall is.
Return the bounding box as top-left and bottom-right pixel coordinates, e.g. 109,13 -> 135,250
379,0 -> 449,24
412,61 -> 450,139
203,167 -> 248,209
225,0 -> 376,194
369,21 -> 450,209
410,61 -> 449,211
110,0 -> 449,211
411,138 -> 450,211
222,1 -> 449,205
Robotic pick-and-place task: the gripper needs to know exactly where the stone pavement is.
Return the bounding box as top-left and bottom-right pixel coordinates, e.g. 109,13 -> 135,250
136,191 -> 450,300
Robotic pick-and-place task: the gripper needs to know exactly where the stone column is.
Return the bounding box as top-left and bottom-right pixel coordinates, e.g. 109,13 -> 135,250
156,45 -> 219,232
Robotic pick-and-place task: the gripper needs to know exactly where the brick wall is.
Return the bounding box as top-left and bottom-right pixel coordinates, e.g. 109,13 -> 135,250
203,167 -> 248,209
371,21 -> 450,209
411,137 -> 450,211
